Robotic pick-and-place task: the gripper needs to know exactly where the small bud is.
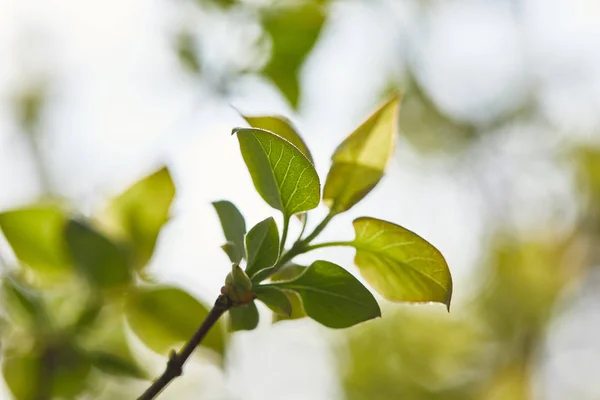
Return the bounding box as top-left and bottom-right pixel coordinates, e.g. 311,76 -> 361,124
232,264 -> 252,291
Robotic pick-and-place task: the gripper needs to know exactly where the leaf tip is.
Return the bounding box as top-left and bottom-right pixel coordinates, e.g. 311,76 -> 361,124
231,127 -> 244,136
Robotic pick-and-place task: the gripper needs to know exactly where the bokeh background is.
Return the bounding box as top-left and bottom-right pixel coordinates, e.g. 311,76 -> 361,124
1,0 -> 600,399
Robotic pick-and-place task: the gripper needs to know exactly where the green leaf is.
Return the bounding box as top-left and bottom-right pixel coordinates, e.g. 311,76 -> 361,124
2,346 -> 91,400
234,128 -> 320,218
0,205 -> 69,274
351,217 -> 452,309
212,200 -> 246,263
323,96 -> 400,214
88,350 -> 147,379
1,276 -> 47,329
99,167 -> 175,270
245,217 -> 280,278
227,302 -> 259,332
243,115 -> 314,163
254,286 -> 292,317
125,286 -> 224,356
261,2 -> 326,107
273,260 -> 381,329
65,219 -> 133,290
270,264 -> 307,322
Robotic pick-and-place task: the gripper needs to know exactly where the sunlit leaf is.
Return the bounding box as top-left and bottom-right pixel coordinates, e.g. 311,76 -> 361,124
99,167 -> 175,270
245,217 -> 279,278
213,200 -> 246,263
65,219 -> 133,290
254,286 -> 292,317
125,286 -> 224,356
273,260 -> 380,328
234,128 -> 320,218
323,96 -> 400,214
2,353 -> 39,400
270,264 -> 307,322
243,115 -> 314,163
261,2 -> 326,108
352,217 -> 452,309
0,205 -> 69,274
88,350 -> 147,379
227,302 -> 259,332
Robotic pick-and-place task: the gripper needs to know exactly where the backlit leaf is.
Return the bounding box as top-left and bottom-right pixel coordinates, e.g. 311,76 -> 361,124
213,200 -> 246,263
227,302 -> 259,332
261,2 -> 325,108
273,260 -> 380,328
352,217 -> 452,309
323,96 -> 400,214
65,219 -> 133,290
125,286 -> 224,356
234,128 -> 320,218
88,351 -> 147,379
1,276 -> 47,330
243,115 -> 314,163
270,264 -> 307,322
0,205 -> 69,274
245,217 -> 279,278
99,167 -> 175,270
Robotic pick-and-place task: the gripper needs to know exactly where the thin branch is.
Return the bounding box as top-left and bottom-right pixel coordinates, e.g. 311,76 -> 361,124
137,295 -> 232,400
302,211 -> 336,244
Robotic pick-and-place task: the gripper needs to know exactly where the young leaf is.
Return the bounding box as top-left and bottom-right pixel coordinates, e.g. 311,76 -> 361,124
261,2 -> 325,108
243,115 -> 314,163
213,200 -> 246,263
125,286 -> 224,356
245,217 -> 279,278
0,205 -> 69,274
273,260 -> 381,329
323,96 -> 400,214
270,264 -> 307,322
65,219 -> 133,290
88,351 -> 147,379
234,128 -> 320,218
352,217 -> 452,309
99,167 -> 175,270
227,302 -> 259,332
254,286 -> 292,317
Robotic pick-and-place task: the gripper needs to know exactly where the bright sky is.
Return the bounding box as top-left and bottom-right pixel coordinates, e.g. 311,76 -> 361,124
1,0 -> 600,398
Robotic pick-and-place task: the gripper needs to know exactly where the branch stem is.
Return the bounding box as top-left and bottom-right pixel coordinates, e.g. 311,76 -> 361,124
302,211 -> 336,244
137,295 -> 231,400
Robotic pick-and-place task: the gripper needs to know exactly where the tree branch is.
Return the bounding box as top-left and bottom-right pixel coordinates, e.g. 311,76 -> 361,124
137,294 -> 232,400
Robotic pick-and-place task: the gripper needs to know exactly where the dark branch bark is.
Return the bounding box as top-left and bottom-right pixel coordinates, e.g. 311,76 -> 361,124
137,294 -> 231,400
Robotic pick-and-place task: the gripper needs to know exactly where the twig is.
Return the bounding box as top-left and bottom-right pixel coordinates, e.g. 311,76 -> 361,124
137,294 -> 232,400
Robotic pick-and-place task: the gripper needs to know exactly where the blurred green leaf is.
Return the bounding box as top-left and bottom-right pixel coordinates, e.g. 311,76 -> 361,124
323,96 -> 400,214
100,167 -> 175,270
1,276 -> 47,330
125,286 -> 224,356
213,200 -> 246,263
175,31 -> 201,75
352,217 -> 452,309
2,344 -> 91,400
270,264 -> 307,322
243,115 -> 314,163
88,350 -> 147,379
234,128 -> 320,218
65,219 -> 133,290
254,286 -> 292,317
245,217 -> 280,278
227,301 -> 259,332
0,205 -> 70,274
261,1 -> 325,108
273,260 -> 380,328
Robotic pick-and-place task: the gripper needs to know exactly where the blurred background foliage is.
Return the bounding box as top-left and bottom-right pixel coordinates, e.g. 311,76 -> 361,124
1,0 -> 600,398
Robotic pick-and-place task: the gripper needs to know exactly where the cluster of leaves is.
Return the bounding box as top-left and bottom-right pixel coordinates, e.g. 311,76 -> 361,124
215,95 -> 452,333
0,94 -> 453,399
0,169 -> 224,399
